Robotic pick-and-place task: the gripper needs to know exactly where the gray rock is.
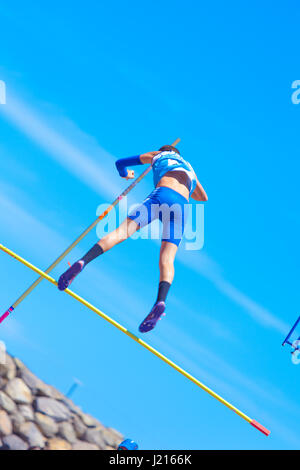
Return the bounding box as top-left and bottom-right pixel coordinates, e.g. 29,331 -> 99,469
45,385 -> 65,400
20,367 -> 44,393
72,415 -> 86,438
35,412 -> 58,437
5,378 -> 32,404
0,354 -> 16,380
62,397 -> 82,415
0,390 -> 17,413
59,421 -> 77,443
102,428 -> 123,447
34,397 -> 71,422
20,367 -> 63,399
14,357 -> 26,371
0,376 -> 7,389
107,427 -> 124,441
10,412 -> 25,434
0,410 -> 13,436
17,422 -> 45,448
7,355 -> 17,380
45,437 -> 71,450
80,413 -> 103,428
19,404 -> 34,421
2,434 -> 28,450
84,428 -> 106,448
72,440 -> 99,450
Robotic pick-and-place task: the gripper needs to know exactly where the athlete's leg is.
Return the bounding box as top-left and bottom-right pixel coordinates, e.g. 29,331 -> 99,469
139,188 -> 186,333
58,188 -> 159,292
58,217 -> 139,291
139,241 -> 178,333
98,217 -> 139,252
158,241 -> 178,284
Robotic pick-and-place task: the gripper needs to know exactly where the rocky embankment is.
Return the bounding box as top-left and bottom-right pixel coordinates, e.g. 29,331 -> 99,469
0,347 -> 123,450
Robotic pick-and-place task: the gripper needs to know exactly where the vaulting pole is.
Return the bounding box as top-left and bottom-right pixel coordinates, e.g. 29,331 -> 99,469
0,139 -> 180,324
0,243 -> 270,437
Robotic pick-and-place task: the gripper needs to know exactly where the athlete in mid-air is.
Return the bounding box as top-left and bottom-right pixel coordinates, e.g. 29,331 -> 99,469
58,145 -> 208,332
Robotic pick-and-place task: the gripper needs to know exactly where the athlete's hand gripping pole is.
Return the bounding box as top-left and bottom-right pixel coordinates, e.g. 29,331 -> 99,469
0,139 -> 180,324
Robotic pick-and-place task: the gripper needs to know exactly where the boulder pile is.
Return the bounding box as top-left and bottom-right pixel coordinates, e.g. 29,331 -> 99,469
0,347 -> 123,450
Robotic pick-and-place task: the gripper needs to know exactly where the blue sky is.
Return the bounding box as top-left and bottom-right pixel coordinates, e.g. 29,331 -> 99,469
0,0 -> 300,449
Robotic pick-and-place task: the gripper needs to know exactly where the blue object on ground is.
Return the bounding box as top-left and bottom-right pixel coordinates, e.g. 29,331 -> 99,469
118,439 -> 139,450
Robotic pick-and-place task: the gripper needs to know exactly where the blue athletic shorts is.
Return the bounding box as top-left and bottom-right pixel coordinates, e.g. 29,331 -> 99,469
128,187 -> 189,246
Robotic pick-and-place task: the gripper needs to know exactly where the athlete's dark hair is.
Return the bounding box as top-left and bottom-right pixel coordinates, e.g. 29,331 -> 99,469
158,145 -> 180,155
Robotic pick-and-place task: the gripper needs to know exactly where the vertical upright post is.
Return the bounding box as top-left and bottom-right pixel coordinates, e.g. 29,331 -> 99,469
282,316 -> 300,347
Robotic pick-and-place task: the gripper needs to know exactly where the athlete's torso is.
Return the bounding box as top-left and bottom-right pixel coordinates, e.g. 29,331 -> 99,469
156,171 -> 190,201
152,151 -> 197,200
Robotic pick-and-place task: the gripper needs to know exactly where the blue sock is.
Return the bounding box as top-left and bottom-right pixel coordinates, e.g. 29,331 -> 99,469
80,243 -> 104,266
156,281 -> 171,303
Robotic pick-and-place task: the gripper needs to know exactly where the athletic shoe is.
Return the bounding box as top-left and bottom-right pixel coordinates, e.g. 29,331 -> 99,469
139,301 -> 166,333
58,261 -> 84,291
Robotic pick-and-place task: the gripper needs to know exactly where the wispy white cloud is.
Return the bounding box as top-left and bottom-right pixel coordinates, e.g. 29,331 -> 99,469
178,250 -> 289,335
0,144 -> 38,184
170,295 -> 240,344
0,94 -> 121,200
215,278 -> 289,334
0,188 -> 68,262
159,319 -> 295,413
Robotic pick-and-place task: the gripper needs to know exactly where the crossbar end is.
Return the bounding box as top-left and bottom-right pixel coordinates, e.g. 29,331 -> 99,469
251,420 -> 271,436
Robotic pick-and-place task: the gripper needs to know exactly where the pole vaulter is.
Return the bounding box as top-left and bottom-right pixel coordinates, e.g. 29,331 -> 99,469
0,139 -> 180,324
0,243 -> 271,437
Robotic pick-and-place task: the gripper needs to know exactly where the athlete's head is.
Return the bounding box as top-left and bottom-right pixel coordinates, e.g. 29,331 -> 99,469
159,145 -> 180,155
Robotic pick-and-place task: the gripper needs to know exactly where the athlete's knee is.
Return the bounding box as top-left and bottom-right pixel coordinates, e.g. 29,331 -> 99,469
112,222 -> 129,242
100,228 -> 122,249
159,256 -> 174,272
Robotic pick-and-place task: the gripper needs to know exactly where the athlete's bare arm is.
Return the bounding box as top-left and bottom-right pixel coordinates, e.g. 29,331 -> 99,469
139,151 -> 160,164
122,151 -> 159,180
191,178 -> 208,201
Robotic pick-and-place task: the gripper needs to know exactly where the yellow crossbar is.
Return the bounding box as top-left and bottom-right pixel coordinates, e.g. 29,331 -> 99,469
0,243 -> 270,437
